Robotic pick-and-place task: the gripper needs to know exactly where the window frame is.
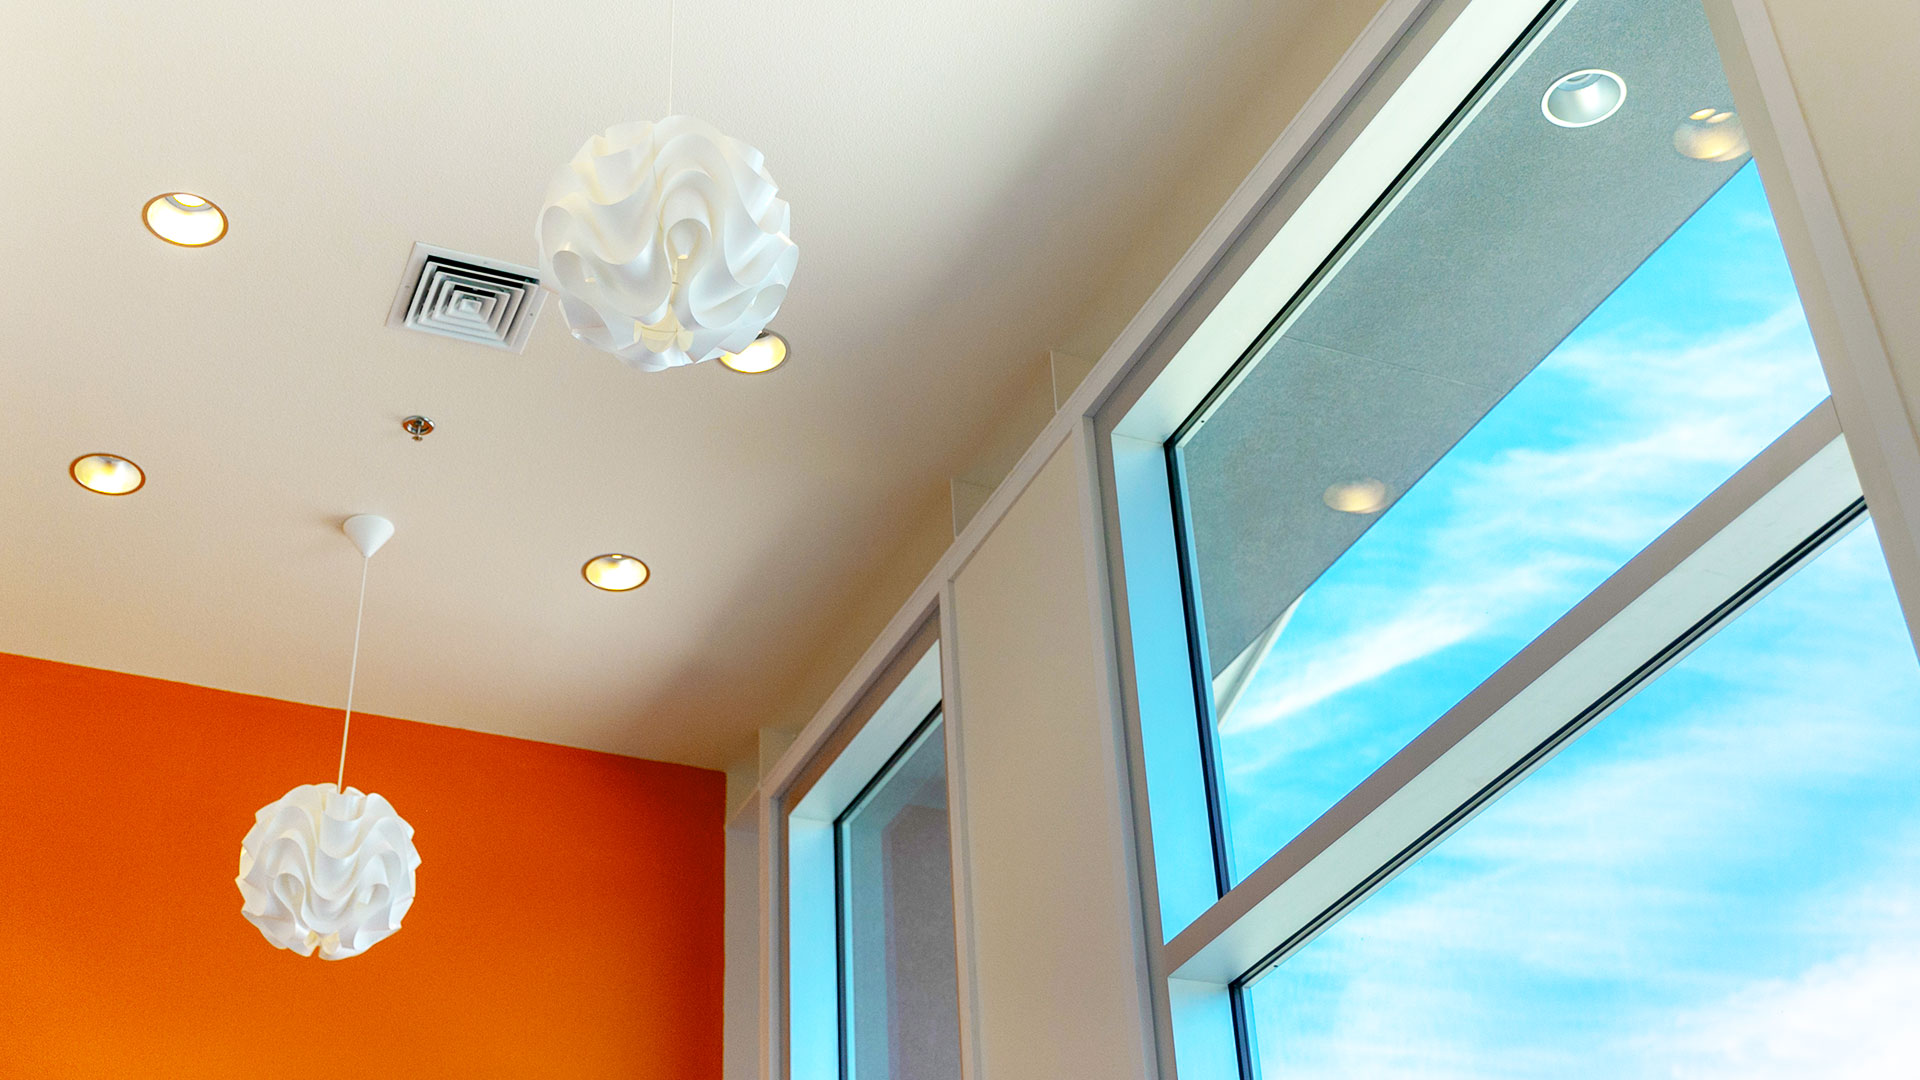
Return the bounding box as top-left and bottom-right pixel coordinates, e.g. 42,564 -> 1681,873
779,624 -> 953,1080
1088,0 -> 1920,1076
831,704 -> 948,1080
1154,0 -> 1614,897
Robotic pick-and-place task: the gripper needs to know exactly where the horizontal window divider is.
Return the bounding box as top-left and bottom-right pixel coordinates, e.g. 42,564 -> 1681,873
1164,399 -> 1853,983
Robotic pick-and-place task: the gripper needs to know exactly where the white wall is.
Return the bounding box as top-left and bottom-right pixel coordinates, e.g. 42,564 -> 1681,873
947,436 -> 1155,1080
724,816 -> 761,1080
1757,0 -> 1920,409
1703,0 -> 1920,631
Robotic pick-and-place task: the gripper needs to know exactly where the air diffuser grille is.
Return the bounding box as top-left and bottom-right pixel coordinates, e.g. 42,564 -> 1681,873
386,243 -> 545,353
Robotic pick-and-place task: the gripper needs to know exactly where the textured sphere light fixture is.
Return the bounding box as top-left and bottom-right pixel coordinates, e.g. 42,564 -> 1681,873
538,117 -> 799,371
237,515 -> 420,960
237,783 -> 420,959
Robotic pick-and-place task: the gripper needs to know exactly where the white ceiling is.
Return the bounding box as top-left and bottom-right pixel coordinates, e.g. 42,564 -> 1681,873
0,0 -> 1333,767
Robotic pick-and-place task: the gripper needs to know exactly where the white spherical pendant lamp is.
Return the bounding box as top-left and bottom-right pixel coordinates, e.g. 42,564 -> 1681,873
538,116 -> 798,371
237,783 -> 420,959
237,515 -> 421,960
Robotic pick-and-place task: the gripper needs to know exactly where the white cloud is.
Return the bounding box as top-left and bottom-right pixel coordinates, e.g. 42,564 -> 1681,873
1651,945 -> 1920,1079
1218,577 -> 1495,738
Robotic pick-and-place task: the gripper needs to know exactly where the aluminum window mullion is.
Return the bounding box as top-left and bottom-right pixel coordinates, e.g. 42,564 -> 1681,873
1164,444 -> 1238,898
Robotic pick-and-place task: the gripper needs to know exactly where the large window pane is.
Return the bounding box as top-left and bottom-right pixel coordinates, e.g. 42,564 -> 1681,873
837,715 -> 961,1080
1246,521 -> 1920,1077
1173,0 -> 1831,880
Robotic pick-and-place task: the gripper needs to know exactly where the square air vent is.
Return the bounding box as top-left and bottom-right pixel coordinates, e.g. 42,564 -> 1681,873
386,243 -> 546,353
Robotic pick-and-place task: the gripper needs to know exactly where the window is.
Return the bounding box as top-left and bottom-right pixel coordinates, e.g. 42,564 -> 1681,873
1243,520 -> 1920,1076
1097,0 -> 1920,1076
836,713 -> 960,1080
1170,0 -> 1828,884
785,631 -> 960,1080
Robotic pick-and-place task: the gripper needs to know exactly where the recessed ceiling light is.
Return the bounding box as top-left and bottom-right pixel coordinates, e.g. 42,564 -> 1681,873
1689,107 -> 1717,121
1541,69 -> 1626,128
1323,478 -> 1390,515
1674,109 -> 1749,162
582,554 -> 650,591
718,331 -> 789,374
142,192 -> 228,247
70,453 -> 146,495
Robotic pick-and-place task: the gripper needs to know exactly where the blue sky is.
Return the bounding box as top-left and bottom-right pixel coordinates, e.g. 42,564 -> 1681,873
1198,163 -> 1920,1074
1213,164 -> 1835,877
1247,521 -> 1920,1078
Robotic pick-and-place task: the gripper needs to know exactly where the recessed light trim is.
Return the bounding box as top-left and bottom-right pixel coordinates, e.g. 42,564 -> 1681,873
70,453 -> 146,495
1323,478 -> 1390,515
582,553 -> 650,591
1541,69 -> 1626,128
718,331 -> 789,374
143,192 -> 228,247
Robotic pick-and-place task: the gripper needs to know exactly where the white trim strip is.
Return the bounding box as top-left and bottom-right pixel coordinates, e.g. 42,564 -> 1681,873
1073,419 -> 1166,1079
938,581 -> 986,1080
1705,0 -> 1920,647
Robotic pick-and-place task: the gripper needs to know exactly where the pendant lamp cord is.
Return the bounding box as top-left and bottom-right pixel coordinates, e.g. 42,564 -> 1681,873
334,555 -> 371,795
666,0 -> 676,117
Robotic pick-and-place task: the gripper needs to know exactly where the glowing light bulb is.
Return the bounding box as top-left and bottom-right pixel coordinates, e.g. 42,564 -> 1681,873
718,331 -> 790,374
582,554 -> 650,591
1674,110 -> 1750,162
71,454 -> 146,495
142,192 -> 227,246
1323,479 -> 1390,515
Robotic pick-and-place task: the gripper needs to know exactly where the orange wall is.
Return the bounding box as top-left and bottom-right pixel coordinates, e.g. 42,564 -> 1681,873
0,652 -> 724,1079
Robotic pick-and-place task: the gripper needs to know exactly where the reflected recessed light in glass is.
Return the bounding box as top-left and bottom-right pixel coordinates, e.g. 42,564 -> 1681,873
1541,69 -> 1626,128
1323,478 -> 1390,514
142,192 -> 228,247
582,553 -> 650,591
718,331 -> 789,374
1674,109 -> 1749,162
70,453 -> 146,495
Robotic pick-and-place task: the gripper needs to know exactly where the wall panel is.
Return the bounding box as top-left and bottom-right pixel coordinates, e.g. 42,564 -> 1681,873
949,441 -> 1153,1080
